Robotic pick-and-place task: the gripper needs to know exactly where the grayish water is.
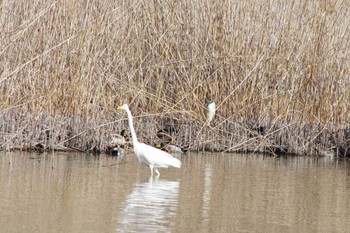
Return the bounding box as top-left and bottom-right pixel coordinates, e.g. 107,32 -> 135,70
1,151 -> 350,232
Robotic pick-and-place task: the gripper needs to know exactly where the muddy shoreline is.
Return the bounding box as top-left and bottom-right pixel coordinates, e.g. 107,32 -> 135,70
1,110 -> 349,157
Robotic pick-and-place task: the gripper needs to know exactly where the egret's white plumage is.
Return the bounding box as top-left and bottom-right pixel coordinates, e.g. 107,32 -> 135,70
118,104 -> 181,176
205,100 -> 216,126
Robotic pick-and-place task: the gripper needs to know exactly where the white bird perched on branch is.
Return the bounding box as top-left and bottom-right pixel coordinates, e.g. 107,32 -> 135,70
204,100 -> 216,126
118,104 -> 182,176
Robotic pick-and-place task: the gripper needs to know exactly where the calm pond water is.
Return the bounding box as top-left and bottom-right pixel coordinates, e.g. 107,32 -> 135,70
1,151 -> 350,233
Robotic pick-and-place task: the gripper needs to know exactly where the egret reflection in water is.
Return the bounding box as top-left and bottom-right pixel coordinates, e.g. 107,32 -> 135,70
117,177 -> 179,232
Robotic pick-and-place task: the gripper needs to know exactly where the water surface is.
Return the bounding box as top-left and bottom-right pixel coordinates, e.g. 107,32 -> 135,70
1,151 -> 350,232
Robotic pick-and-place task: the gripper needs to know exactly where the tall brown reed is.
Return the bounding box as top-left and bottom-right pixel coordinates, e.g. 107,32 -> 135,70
0,0 -> 349,155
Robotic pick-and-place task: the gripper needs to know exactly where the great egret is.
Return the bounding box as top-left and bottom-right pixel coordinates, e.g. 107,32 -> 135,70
204,100 -> 216,126
118,104 -> 181,176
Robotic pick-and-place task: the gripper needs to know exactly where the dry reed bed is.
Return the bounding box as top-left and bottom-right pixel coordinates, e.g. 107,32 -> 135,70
0,0 -> 349,156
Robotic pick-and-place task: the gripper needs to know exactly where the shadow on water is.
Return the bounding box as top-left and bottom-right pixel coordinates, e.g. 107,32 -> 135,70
117,176 -> 179,232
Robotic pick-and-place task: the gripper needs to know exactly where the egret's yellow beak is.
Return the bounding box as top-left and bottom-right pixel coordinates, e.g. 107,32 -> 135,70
117,105 -> 124,110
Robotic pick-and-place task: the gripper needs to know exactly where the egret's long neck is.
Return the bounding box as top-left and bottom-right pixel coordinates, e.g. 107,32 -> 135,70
125,108 -> 139,145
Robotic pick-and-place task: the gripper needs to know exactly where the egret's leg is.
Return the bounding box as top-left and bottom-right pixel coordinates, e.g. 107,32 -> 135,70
155,168 -> 160,176
149,165 -> 154,176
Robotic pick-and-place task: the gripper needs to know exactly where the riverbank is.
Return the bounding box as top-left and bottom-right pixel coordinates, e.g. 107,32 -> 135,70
1,0 -> 349,156
1,108 -> 349,157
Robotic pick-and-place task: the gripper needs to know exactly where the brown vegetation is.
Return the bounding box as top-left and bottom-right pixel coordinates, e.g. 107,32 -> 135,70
0,0 -> 349,156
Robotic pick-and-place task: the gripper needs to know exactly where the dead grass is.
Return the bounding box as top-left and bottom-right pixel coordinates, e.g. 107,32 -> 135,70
0,0 -> 349,155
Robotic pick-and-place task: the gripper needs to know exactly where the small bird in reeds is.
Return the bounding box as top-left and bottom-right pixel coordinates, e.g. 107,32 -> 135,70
204,100 -> 216,126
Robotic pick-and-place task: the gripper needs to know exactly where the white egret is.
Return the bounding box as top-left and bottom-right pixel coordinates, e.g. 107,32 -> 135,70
204,100 -> 216,126
118,104 -> 181,176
